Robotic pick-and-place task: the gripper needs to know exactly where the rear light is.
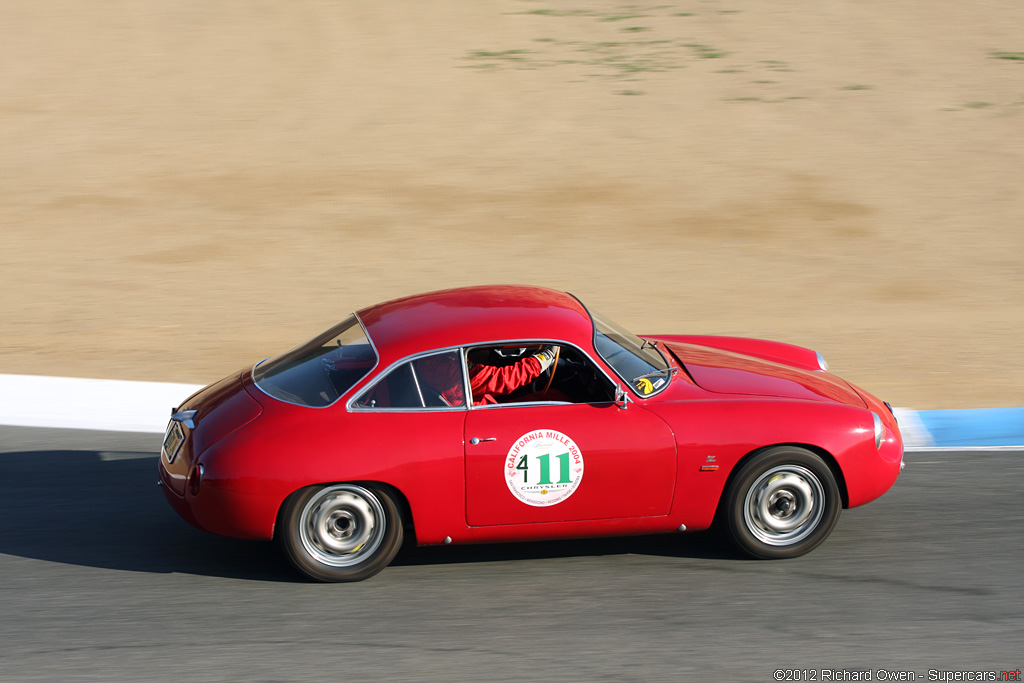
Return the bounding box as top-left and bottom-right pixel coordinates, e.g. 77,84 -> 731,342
188,464 -> 205,496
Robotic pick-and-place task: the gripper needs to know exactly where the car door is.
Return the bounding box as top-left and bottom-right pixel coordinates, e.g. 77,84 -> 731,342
464,401 -> 677,526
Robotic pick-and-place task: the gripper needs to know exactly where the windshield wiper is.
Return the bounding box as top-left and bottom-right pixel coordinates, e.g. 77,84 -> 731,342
632,342 -> 678,385
632,365 -> 678,383
639,338 -> 658,351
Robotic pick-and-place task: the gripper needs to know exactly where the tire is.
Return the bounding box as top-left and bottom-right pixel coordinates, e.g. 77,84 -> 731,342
724,446 -> 841,559
277,483 -> 403,582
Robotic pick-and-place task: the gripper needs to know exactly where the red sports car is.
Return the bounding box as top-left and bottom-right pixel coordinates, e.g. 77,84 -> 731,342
159,285 -> 903,582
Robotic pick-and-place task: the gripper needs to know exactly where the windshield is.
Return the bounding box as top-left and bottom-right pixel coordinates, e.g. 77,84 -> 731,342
589,309 -> 672,397
253,315 -> 377,407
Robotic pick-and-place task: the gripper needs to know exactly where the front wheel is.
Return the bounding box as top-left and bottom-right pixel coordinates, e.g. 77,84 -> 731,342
724,447 -> 841,559
277,483 -> 403,582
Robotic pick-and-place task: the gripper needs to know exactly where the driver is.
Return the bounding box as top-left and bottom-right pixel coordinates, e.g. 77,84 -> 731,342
469,345 -> 559,405
419,345 -> 559,406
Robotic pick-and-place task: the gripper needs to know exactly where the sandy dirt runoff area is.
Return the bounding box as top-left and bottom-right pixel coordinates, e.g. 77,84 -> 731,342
1,1 -> 1022,409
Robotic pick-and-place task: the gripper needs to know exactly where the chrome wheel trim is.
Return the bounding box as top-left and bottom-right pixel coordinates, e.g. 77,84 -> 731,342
743,465 -> 825,546
298,485 -> 386,567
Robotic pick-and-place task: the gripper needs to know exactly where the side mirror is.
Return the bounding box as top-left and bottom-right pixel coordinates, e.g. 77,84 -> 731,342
614,384 -> 633,410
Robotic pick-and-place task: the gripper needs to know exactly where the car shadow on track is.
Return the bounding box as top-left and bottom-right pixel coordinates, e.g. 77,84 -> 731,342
0,449 -> 743,583
0,449 -> 295,582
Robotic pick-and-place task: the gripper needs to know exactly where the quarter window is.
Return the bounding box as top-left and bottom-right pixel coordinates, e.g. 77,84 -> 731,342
353,351 -> 465,409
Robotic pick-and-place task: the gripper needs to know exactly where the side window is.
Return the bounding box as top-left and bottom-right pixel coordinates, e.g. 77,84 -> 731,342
353,351 -> 465,409
466,343 -> 616,406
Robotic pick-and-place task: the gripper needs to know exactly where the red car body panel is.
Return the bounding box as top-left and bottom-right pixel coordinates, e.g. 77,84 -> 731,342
357,286 -> 593,369
159,285 -> 903,549
659,341 -> 864,407
653,335 -> 825,372
464,402 -> 677,526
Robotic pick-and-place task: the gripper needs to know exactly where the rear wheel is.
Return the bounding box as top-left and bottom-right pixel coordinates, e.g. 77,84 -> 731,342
277,483 -> 403,582
724,447 -> 841,559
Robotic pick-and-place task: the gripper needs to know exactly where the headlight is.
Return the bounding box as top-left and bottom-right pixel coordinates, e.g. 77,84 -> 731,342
872,412 -> 884,449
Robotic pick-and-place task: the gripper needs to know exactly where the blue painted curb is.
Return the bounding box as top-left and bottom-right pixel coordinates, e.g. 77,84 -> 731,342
914,407 -> 1024,449
894,407 -> 1024,450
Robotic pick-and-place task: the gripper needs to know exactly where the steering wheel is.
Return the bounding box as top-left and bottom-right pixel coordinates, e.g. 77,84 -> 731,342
538,346 -> 560,396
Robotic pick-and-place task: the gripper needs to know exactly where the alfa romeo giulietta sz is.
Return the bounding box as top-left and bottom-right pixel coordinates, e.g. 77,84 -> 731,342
159,285 -> 903,581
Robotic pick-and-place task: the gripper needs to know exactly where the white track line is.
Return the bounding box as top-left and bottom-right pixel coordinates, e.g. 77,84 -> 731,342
892,407 -> 934,449
0,374 -> 204,433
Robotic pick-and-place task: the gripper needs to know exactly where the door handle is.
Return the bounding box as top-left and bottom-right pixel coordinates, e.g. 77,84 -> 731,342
469,437 -> 497,445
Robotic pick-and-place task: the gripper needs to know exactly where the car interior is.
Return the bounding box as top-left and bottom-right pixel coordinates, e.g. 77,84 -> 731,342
466,344 -> 616,406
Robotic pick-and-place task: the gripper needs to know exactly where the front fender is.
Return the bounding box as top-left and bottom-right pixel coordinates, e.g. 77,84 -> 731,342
644,397 -> 902,530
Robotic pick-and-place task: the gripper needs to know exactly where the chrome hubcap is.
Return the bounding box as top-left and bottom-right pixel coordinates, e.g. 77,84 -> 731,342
743,465 -> 824,546
299,485 -> 385,567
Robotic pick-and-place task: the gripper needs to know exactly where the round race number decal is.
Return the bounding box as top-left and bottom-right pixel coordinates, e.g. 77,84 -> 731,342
505,429 -> 584,507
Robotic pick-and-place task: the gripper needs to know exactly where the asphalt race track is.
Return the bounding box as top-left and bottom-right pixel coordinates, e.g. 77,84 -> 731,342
1,426 -> 1021,682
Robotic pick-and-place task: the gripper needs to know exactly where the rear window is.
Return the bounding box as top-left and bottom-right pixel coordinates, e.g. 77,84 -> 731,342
253,315 -> 376,407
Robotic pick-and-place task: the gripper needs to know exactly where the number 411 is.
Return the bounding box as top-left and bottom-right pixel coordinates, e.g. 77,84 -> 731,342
516,452 -> 571,485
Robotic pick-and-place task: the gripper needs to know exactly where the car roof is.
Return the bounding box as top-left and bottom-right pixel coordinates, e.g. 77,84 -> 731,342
357,285 -> 594,363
